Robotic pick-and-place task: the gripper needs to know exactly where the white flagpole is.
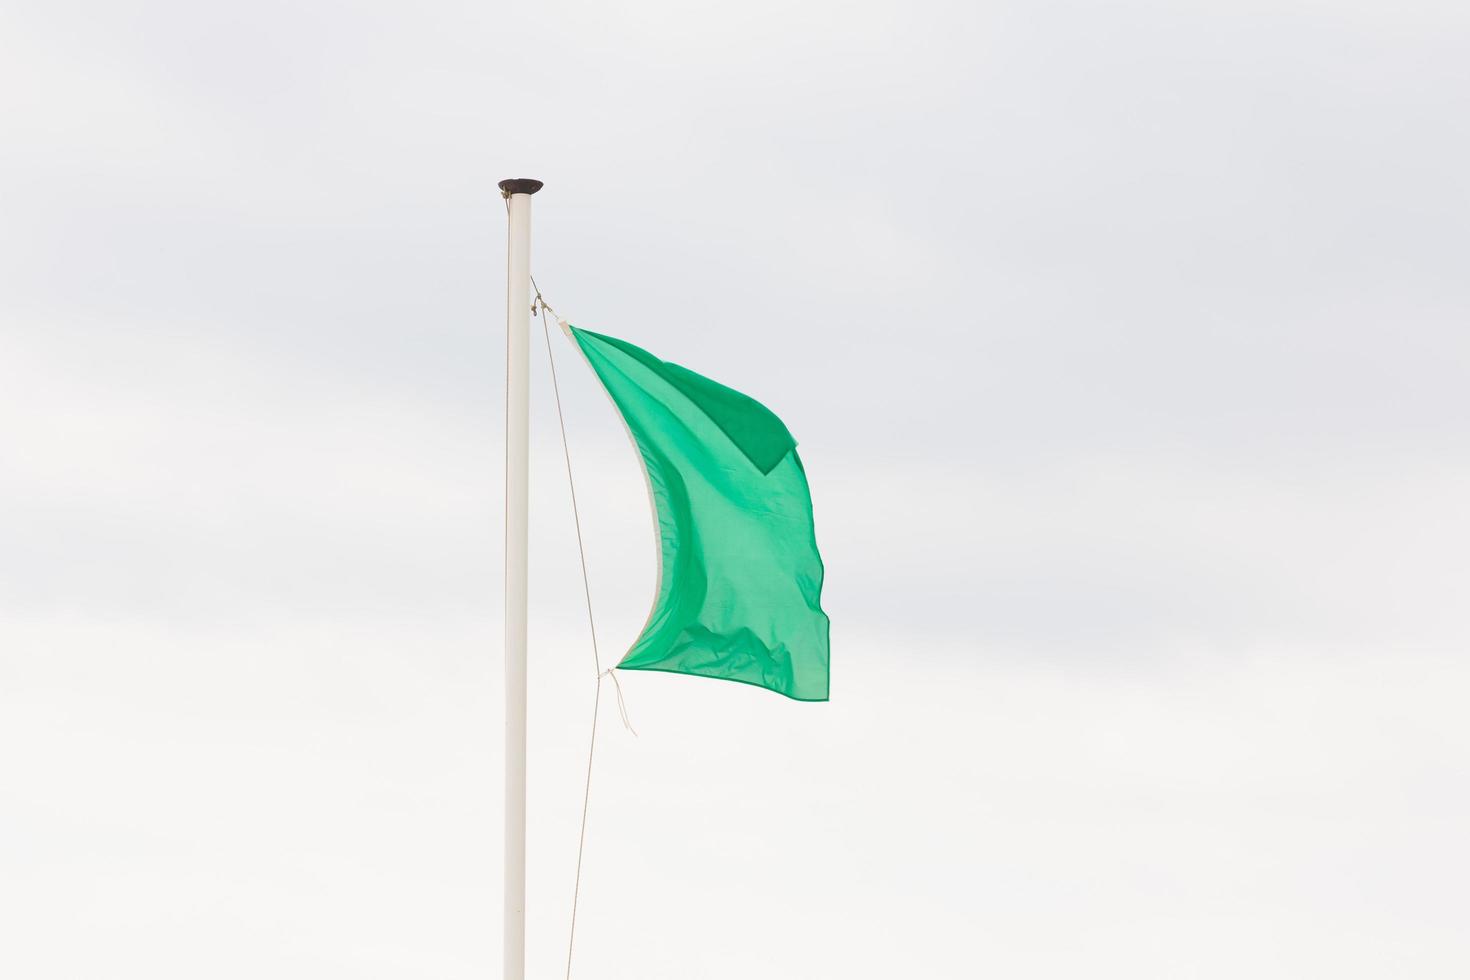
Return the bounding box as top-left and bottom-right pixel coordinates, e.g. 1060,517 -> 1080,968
498,176 -> 541,980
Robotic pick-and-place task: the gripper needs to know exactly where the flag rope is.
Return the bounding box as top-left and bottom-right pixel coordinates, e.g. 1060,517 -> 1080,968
534,286 -> 631,980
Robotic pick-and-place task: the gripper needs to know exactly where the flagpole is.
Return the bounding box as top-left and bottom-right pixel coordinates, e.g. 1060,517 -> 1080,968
499,176 -> 541,980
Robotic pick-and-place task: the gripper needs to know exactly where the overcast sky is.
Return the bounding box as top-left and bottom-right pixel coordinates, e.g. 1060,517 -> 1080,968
3,1 -> 1469,977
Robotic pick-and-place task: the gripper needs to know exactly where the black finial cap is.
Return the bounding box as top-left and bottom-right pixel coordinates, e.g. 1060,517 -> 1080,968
498,178 -> 544,196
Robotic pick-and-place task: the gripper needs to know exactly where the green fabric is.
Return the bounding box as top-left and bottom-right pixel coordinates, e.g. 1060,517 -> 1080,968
571,326 -> 830,701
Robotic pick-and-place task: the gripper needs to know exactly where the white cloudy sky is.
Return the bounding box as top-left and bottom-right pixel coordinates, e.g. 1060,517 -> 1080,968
3,1 -> 1469,977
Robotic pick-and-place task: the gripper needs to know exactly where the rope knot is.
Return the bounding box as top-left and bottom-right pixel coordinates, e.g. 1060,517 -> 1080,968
601,668 -> 638,737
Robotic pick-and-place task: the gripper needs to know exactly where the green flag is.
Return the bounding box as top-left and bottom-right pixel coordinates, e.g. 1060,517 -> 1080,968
570,325 -> 830,701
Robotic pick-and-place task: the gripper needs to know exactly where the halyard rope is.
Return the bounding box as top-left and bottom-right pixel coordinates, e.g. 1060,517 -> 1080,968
534,285 -> 633,980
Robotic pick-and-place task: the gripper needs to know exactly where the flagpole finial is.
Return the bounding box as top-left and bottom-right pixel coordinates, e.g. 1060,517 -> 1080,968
498,178 -> 544,196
